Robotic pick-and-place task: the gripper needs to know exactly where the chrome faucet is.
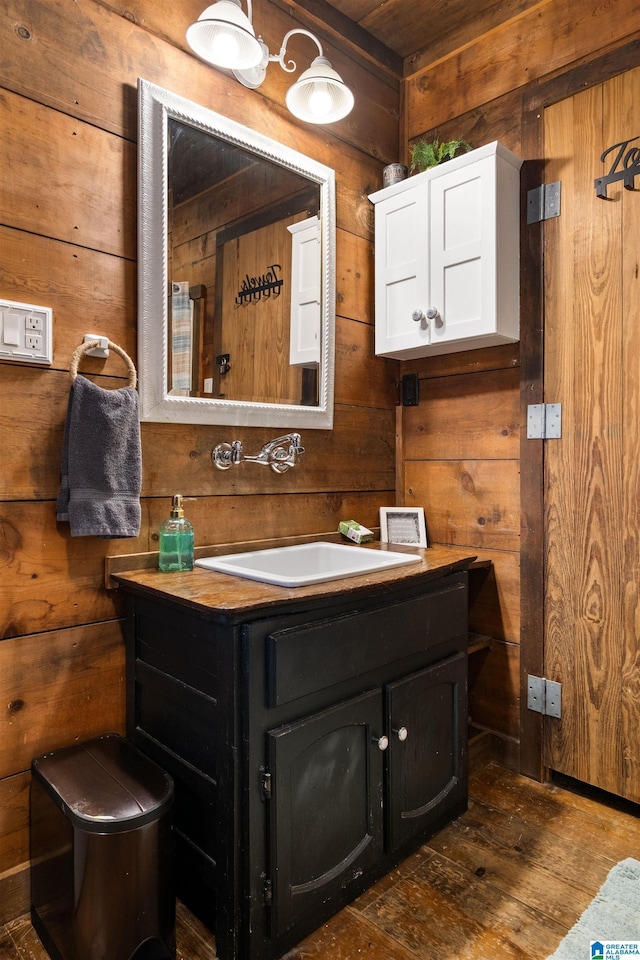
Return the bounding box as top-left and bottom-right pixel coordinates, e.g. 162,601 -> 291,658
212,433 -> 305,474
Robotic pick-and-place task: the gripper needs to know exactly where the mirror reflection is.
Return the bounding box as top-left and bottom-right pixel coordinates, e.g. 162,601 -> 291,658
168,119 -> 321,407
137,79 -> 335,429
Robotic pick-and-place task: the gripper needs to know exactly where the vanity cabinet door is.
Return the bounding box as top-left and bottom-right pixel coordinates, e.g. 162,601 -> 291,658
385,651 -> 467,853
266,689 -> 384,950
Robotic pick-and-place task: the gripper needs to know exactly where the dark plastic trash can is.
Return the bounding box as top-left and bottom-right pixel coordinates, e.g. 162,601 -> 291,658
30,734 -> 175,960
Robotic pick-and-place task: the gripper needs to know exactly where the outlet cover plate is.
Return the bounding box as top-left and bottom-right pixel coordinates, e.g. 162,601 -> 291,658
0,298 -> 53,365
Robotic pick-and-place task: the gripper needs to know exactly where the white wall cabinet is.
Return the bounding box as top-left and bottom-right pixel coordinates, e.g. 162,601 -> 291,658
369,141 -> 522,360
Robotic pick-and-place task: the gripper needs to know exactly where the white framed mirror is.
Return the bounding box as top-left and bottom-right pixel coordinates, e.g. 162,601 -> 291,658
137,78 -> 335,428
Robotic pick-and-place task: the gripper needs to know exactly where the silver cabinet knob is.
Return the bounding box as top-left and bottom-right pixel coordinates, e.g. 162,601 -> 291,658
375,735 -> 389,751
426,307 -> 443,327
394,726 -> 408,741
412,309 -> 427,324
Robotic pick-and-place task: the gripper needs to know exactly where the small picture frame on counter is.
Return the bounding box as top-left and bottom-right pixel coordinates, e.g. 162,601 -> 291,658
379,507 -> 428,547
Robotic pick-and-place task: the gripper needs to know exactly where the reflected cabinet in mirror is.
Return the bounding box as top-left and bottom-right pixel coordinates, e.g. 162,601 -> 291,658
137,79 -> 336,428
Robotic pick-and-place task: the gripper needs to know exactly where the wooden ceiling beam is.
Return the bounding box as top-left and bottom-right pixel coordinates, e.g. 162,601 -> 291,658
266,0 -> 403,85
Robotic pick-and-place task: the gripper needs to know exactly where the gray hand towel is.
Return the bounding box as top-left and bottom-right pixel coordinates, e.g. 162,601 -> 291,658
57,375 -> 142,539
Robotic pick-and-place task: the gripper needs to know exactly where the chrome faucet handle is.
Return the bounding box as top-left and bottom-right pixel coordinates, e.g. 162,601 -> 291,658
212,442 -> 233,470
260,432 -> 300,454
268,433 -> 305,473
287,434 -> 305,463
231,440 -> 244,462
213,439 -> 246,469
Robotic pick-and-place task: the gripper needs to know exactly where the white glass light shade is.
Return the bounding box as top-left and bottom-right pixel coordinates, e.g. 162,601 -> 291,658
186,0 -> 263,70
233,38 -> 270,89
285,56 -> 354,124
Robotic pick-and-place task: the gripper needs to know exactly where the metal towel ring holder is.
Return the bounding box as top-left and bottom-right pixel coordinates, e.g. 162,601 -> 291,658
69,340 -> 137,389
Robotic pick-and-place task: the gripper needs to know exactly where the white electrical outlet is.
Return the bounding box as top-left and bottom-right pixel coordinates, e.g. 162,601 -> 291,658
0,299 -> 53,365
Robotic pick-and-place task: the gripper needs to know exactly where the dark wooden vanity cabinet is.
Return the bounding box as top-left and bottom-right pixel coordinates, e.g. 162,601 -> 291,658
119,560 -> 470,960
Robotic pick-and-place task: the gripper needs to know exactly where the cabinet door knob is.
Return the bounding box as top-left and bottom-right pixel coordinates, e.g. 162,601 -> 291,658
426,308 -> 443,327
374,735 -> 389,751
394,726 -> 408,741
412,309 -> 427,325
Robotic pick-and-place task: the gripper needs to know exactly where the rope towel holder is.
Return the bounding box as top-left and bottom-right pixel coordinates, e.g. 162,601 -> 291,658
69,337 -> 137,389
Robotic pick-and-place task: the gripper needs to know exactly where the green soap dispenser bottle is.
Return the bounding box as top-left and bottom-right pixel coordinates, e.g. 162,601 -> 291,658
159,494 -> 194,572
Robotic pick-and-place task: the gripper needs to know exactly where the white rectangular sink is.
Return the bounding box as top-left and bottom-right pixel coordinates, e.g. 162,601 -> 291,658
195,541 -> 422,587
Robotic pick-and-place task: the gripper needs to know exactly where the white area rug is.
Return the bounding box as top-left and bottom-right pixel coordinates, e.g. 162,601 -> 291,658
547,858 -> 640,959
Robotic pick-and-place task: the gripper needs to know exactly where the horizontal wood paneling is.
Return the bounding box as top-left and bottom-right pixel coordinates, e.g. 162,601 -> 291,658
405,0 -> 640,137
0,0 -> 399,169
401,360 -> 521,745
0,773 -> 30,923
406,367 -> 523,746
0,621 -> 126,778
0,0 -> 140,139
140,404 -> 396,496
336,229 -> 374,324
405,460 -> 520,552
407,88 -> 525,163
0,775 -> 29,880
379,0 -> 540,63
0,89 -> 136,259
0,226 -> 136,376
468,550 -> 520,644
1,491 -> 396,640
170,172 -> 311,248
0,368 -> 72,502
0,90 -> 389,322
403,343 -> 519,381
2,381 -> 393,520
402,368 -> 520,461
0,503 -> 124,639
0,867 -> 29,929
146,491 -> 395,551
336,318 -> 398,408
402,0 -> 540,73
469,641 -> 521,739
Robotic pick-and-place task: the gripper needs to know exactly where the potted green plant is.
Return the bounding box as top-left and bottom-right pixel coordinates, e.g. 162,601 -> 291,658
409,137 -> 472,173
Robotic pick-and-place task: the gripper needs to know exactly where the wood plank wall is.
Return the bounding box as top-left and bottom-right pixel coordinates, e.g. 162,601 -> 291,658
0,0 -> 400,922
400,0 -> 640,771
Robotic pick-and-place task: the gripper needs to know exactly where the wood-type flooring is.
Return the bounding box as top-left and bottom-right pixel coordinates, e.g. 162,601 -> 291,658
2,763 -> 639,959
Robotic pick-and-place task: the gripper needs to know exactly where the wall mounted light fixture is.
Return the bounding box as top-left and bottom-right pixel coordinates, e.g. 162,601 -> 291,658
186,0 -> 354,124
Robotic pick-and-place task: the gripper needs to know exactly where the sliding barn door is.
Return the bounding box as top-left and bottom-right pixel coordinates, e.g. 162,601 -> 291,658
543,65 -> 640,800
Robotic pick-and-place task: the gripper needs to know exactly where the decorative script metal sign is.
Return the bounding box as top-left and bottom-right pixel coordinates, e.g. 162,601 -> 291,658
595,136 -> 640,199
235,264 -> 284,305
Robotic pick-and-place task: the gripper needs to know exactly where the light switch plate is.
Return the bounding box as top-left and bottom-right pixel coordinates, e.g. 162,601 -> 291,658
0,298 -> 53,365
